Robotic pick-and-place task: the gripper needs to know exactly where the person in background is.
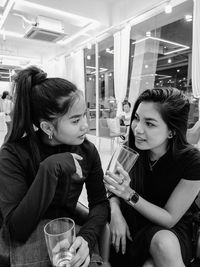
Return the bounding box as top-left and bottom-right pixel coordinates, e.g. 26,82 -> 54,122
1,91 -> 13,140
119,101 -> 132,127
0,66 -> 109,267
104,87 -> 200,267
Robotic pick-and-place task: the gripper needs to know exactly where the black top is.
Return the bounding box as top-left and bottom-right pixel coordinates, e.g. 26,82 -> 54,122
122,147 -> 200,234
0,130 -> 109,252
143,148 -> 200,207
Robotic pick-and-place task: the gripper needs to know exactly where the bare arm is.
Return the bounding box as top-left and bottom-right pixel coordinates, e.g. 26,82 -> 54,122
104,168 -> 200,228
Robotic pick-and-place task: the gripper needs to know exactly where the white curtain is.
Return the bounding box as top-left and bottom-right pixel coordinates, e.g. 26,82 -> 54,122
65,49 -> 85,94
128,31 -> 160,109
192,0 -> 200,103
114,25 -> 130,116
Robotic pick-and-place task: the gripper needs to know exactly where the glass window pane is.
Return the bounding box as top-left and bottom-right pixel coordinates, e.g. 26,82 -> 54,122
128,0 -> 197,127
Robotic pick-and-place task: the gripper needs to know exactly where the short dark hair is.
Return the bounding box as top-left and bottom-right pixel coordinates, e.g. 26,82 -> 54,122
122,101 -> 131,110
1,91 -> 9,99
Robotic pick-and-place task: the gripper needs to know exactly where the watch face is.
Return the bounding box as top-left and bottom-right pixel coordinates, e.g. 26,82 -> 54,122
131,192 -> 139,204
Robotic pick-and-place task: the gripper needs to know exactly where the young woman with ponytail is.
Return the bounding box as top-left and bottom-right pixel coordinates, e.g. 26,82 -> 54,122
0,66 -> 109,267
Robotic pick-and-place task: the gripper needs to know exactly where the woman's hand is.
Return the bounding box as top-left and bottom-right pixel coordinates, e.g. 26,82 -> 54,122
69,236 -> 90,267
104,166 -> 133,201
110,209 -> 132,254
71,153 -> 83,178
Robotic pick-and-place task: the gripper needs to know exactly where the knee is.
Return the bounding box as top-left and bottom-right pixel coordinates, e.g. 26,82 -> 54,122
150,230 -> 180,259
142,258 -> 155,267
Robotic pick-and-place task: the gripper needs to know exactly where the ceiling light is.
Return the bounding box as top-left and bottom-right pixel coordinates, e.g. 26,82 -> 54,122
2,28 -> 6,41
132,36 -> 189,55
168,58 -> 172,63
146,31 -> 151,37
0,54 -> 40,62
185,15 -> 192,22
0,30 -> 23,38
57,22 -> 99,45
86,66 -> 95,69
87,43 -> 92,49
16,0 -> 95,27
106,48 -> 114,54
165,1 -> 172,14
131,74 -> 172,80
0,0 -> 16,30
90,67 -> 108,74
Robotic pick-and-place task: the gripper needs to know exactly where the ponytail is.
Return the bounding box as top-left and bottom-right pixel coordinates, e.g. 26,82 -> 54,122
4,65 -> 79,171
6,66 -> 47,170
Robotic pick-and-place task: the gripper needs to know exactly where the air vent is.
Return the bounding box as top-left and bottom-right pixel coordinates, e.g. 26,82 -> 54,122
25,26 -> 67,42
24,16 -> 67,42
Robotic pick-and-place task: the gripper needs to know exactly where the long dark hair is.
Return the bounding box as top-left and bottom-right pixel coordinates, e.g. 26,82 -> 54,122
5,66 -> 80,170
128,87 -> 191,195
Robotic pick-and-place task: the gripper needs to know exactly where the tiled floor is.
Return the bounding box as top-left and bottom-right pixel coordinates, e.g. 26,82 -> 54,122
0,129 -> 116,207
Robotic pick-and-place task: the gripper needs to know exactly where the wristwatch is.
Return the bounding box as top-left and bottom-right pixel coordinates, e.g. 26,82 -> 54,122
127,190 -> 139,206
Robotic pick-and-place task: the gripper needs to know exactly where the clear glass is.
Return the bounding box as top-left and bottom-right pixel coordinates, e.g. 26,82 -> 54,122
44,217 -> 75,267
107,144 -> 139,174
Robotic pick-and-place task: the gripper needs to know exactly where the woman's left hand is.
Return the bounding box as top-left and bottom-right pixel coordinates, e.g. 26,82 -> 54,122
104,166 -> 133,201
69,236 -> 90,267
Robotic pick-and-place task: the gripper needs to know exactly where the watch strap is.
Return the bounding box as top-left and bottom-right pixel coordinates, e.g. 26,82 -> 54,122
127,190 -> 139,206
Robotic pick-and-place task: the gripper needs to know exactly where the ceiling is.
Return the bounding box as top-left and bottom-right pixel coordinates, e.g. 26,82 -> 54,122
0,0 -> 193,72
0,0 -> 124,69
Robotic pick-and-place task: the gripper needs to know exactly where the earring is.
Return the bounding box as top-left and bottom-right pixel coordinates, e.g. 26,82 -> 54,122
48,133 -> 53,140
168,132 -> 173,138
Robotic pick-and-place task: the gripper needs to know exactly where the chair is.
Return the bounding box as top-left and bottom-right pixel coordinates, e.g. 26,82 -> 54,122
75,202 -> 111,265
99,118 -> 127,153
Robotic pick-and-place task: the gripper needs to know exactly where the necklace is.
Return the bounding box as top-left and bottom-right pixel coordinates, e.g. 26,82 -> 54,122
148,158 -> 159,171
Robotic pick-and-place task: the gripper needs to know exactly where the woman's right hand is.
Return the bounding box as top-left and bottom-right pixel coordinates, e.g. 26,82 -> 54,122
110,210 -> 132,255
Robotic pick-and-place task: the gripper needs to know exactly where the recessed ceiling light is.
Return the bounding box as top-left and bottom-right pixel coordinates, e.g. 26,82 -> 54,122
57,22 -> 100,45
146,31 -> 151,37
165,1 -> 172,14
87,43 -> 92,49
16,0 -> 95,27
185,15 -> 192,22
0,30 -> 23,38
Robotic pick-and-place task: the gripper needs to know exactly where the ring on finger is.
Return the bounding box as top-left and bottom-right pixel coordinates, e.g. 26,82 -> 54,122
118,178 -> 124,185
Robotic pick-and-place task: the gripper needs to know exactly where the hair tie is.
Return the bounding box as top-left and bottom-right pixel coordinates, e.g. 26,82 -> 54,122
32,71 -> 47,86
